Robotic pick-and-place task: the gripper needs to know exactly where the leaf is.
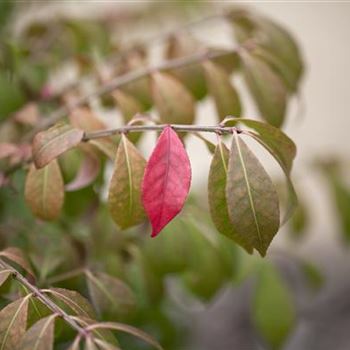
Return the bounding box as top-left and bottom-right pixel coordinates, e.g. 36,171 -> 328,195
86,322 -> 163,350
19,314 -> 56,350
0,247 -> 34,278
165,34 -> 207,100
256,17 -> 303,91
42,288 -> 95,318
32,123 -> 84,168
253,263 -> 295,349
203,60 -> 241,121
240,50 -> 288,127
208,142 -> 253,253
69,107 -> 106,131
85,337 -> 98,350
226,132 -> 279,256
65,144 -> 100,191
113,90 -> 144,143
239,119 -> 296,174
0,296 -> 30,350
93,338 -> 121,350
142,126 -> 192,237
151,72 -> 195,125
85,270 -> 135,317
240,119 -> 297,223
108,135 -> 146,229
25,159 -> 64,221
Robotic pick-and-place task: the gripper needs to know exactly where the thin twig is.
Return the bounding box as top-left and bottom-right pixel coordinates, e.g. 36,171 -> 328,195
0,258 -> 89,337
83,123 -> 238,141
25,46 -> 240,141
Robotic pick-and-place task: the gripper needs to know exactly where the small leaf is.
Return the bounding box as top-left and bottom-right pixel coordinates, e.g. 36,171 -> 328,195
65,144 -> 100,191
42,288 -> 95,318
108,135 -> 146,229
0,296 -> 30,350
85,270 -> 135,317
113,90 -> 144,143
32,123 -> 84,168
240,50 -> 287,127
0,247 -> 34,278
151,72 -> 195,125
165,34 -> 207,100
69,107 -> 106,131
25,160 -> 64,221
142,126 -> 191,237
19,314 -> 56,350
226,132 -> 279,256
86,322 -> 163,350
89,138 -> 117,160
203,60 -> 241,121
208,142 -> 253,253
253,263 -> 295,349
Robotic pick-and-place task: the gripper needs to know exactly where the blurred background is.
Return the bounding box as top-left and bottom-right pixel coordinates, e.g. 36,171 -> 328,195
0,1 -> 350,349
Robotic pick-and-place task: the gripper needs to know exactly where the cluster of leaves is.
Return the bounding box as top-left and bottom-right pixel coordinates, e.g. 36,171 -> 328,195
0,3 -> 309,349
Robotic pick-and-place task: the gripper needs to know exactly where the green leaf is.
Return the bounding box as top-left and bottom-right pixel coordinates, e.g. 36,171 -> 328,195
256,17 -> 303,91
241,119 -> 297,223
208,142 -> 253,253
240,50 -> 287,127
108,135 -> 146,229
89,138 -> 117,160
19,314 -> 56,350
151,72 -> 195,125
24,160 -> 64,221
0,296 -> 30,350
203,60 -> 241,121
193,132 -> 216,154
165,34 -> 207,100
42,288 -> 95,318
113,90 -> 144,144
85,270 -> 135,317
239,119 -> 296,174
32,123 -> 84,168
253,263 -> 296,349
226,132 -> 280,256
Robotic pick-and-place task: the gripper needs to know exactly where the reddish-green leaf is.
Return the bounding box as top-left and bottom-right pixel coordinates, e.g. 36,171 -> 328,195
0,296 -> 30,350
208,142 -> 253,253
151,72 -> 195,125
25,160 -> 64,221
226,132 -> 279,256
0,270 -> 10,287
19,314 -> 56,350
240,50 -> 287,127
108,135 -> 146,229
203,60 -> 241,121
32,123 -> 84,168
142,126 -> 191,237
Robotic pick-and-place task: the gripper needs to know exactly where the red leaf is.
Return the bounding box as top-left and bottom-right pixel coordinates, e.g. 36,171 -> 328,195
142,126 -> 191,237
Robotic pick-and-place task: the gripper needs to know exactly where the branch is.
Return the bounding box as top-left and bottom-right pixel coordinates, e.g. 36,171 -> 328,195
25,46 -> 240,141
0,258 -> 89,338
83,123 -> 240,141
